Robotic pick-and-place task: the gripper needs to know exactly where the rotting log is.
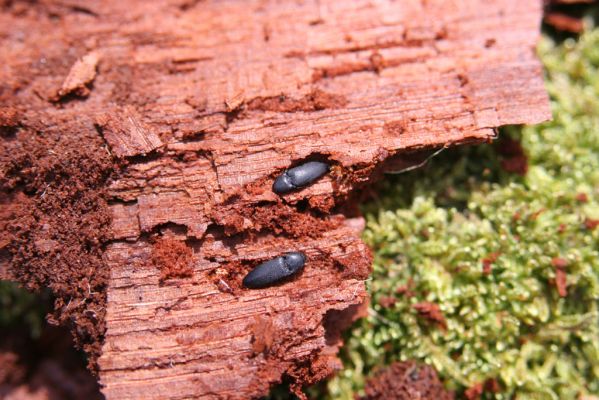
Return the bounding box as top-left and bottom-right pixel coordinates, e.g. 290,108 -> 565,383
545,0 -> 597,32
0,0 -> 551,399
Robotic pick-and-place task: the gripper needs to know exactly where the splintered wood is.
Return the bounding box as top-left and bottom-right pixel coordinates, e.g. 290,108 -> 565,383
0,0 -> 550,399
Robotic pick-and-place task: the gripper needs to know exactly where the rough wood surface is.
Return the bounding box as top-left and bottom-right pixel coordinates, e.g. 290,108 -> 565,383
0,0 -> 550,399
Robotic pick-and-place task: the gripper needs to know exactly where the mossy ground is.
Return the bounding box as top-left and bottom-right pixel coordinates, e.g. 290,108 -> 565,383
327,26 -> 599,400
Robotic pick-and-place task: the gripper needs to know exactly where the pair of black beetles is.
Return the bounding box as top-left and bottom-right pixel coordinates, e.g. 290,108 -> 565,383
242,161 -> 329,289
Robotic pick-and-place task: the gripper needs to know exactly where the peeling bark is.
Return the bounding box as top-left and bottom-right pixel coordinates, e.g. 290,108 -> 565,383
0,0 -> 551,399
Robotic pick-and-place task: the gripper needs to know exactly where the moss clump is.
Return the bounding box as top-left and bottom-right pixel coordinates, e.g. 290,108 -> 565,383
329,28 -> 599,400
0,281 -> 50,340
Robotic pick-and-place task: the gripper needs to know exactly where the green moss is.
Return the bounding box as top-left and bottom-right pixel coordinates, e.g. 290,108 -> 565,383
329,29 -> 599,400
0,281 -> 49,339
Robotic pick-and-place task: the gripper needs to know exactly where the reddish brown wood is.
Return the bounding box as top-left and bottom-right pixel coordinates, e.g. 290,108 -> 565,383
96,107 -> 164,158
0,0 -> 551,399
362,361 -> 455,400
54,51 -> 100,99
544,0 -> 596,32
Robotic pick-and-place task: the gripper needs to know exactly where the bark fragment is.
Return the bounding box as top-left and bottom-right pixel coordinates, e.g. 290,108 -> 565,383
95,107 -> 163,158
56,51 -> 100,99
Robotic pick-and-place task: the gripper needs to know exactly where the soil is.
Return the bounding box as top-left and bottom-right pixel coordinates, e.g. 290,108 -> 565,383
361,361 -> 454,400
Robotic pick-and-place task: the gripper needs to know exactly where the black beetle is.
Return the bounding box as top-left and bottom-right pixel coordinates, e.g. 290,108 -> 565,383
243,252 -> 306,288
272,161 -> 329,194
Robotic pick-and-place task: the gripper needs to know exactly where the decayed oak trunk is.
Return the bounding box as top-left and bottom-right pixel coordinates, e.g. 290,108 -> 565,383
0,0 -> 550,399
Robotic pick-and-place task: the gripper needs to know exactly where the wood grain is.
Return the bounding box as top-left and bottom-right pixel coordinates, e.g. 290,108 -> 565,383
0,0 -> 550,398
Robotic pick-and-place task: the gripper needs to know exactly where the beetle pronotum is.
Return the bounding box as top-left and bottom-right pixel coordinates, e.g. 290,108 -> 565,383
272,161 -> 330,194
